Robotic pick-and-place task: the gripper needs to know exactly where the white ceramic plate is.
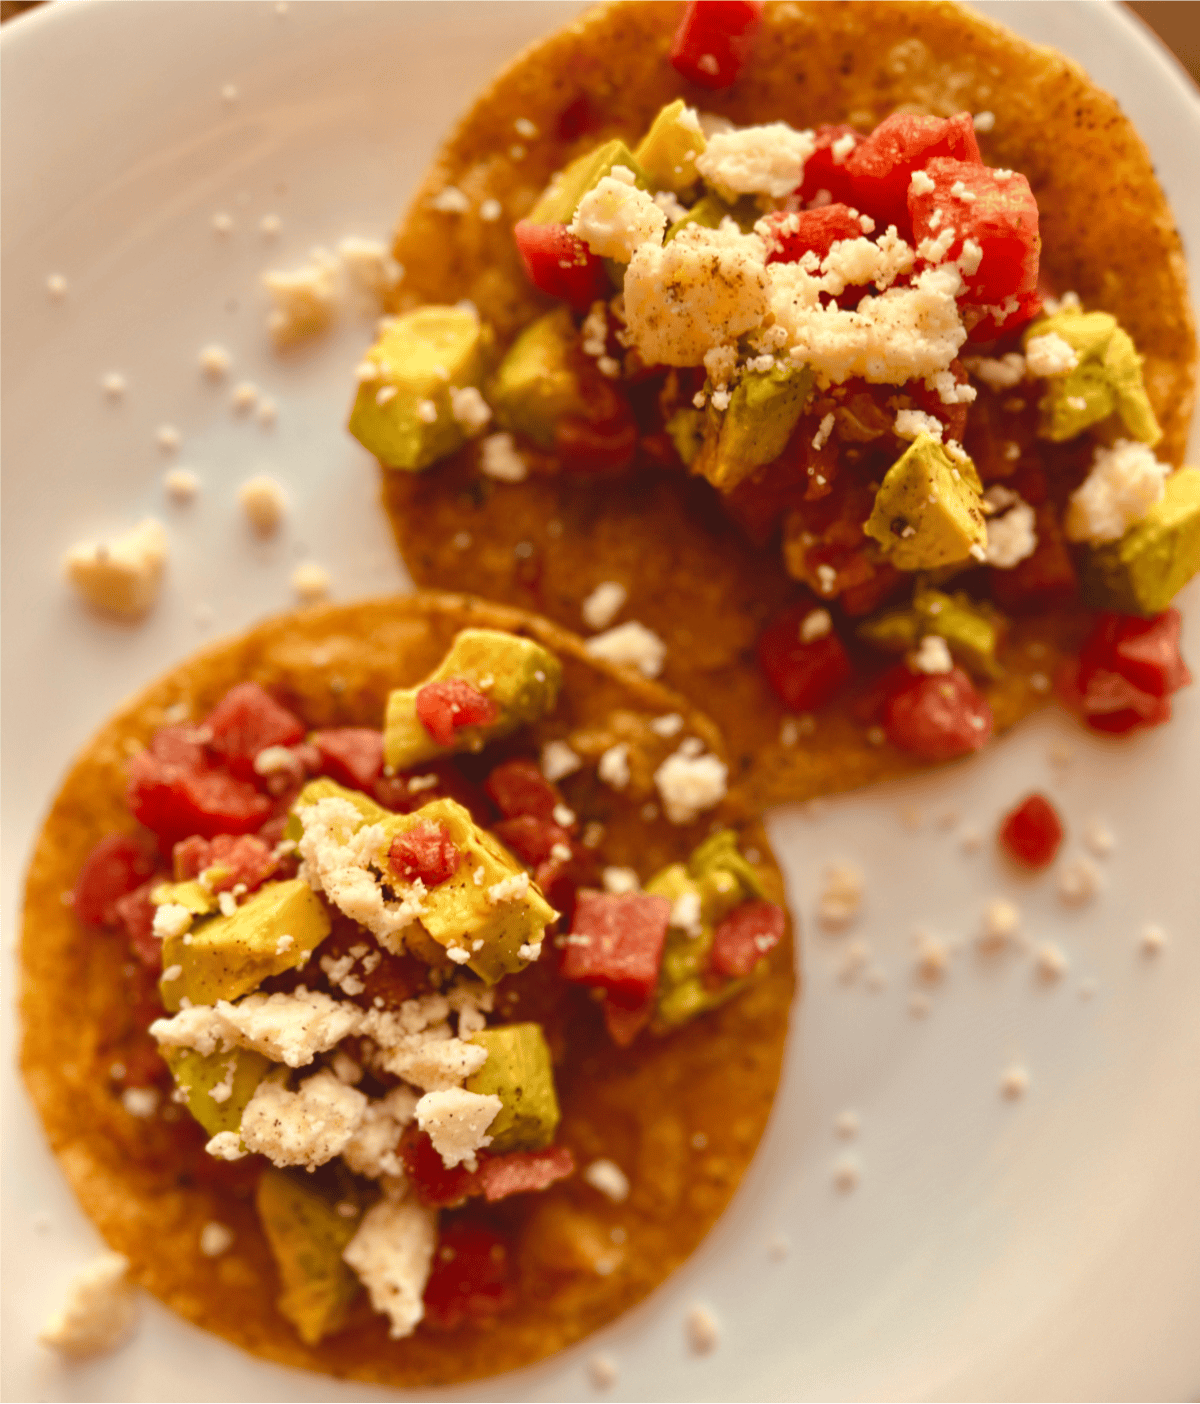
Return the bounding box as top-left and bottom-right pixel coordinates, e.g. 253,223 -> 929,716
3,4 -> 1198,1400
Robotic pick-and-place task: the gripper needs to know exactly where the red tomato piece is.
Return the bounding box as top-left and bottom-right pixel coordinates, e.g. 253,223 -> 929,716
669,0 -> 764,89
422,1221 -> 516,1332
1081,609 -> 1190,700
709,899 -> 785,979
883,666 -> 994,761
797,124 -> 862,206
203,833 -> 278,894
172,835 -> 211,881
757,603 -> 855,712
533,845 -> 596,926
388,819 -> 460,888
492,815 -> 572,867
114,881 -> 162,971
562,890 -> 672,1009
512,220 -> 610,312
602,994 -> 655,1048
72,832 -> 158,927
998,793 -> 1064,869
759,204 -> 865,266
402,1131 -> 479,1208
126,746 -> 272,847
205,682 -> 305,779
485,758 -> 562,822
478,1146 -> 575,1203
846,111 -> 981,234
311,727 -> 384,792
415,680 -> 500,748
555,409 -> 639,475
908,157 -> 1040,307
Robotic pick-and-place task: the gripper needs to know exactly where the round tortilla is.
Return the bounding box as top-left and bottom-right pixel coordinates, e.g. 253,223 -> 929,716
20,591 -> 795,1386
382,0 -> 1196,813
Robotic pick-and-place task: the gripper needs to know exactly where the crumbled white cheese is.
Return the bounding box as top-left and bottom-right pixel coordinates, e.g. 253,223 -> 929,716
205,1130 -> 247,1161
909,168 -> 936,196
818,228 -> 914,296
669,889 -> 703,936
540,739 -> 582,783
602,866 -> 640,894
1083,819 -> 1115,857
799,608 -> 832,643
582,580 -> 628,631
487,871 -> 530,905
337,235 -> 402,304
448,384 -> 492,434
341,1085 -> 421,1179
894,408 -> 944,442
830,132 -> 857,164
916,226 -> 957,264
911,635 -> 953,675
685,1302 -> 721,1354
149,1004 -> 231,1057
985,493 -> 1037,568
963,352 -> 1026,390
553,802 -> 576,827
342,1194 -> 438,1339
653,748 -> 728,824
239,1068 -> 367,1168
647,713 -> 682,740
817,863 -> 862,931
584,620 -> 667,677
811,411 -> 836,450
291,562 -> 331,603
583,1158 -> 630,1203
64,518 -> 168,620
163,467 -> 200,503
46,272 -> 68,298
263,248 -> 341,347
570,169 -> 666,262
237,474 -> 288,534
231,381 -> 259,413
215,989 -> 363,1068
38,1252 -> 139,1358
695,123 -> 816,199
430,185 -> 471,214
1025,332 -> 1079,377
479,431 -> 527,483
217,891 -> 238,917
1139,922 -> 1167,956
928,368 -> 976,405
973,110 -> 996,133
1065,440 -> 1170,544
1036,942 -> 1069,981
198,344 -> 231,379
152,902 -> 193,940
978,898 -> 1020,951
1058,857 -> 1102,906
588,1355 -> 620,1389
121,1087 -> 159,1119
479,197 -> 503,222
1000,1064 -> 1029,1098
913,930 -> 950,982
416,399 -> 438,424
414,1087 -> 501,1169
598,743 -> 632,791
199,1221 -> 235,1257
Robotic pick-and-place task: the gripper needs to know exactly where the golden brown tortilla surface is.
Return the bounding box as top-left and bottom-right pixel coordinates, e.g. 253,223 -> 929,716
21,592 -> 794,1387
381,0 -> 1195,813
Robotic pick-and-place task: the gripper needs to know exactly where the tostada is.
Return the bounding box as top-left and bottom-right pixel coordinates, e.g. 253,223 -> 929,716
20,592 -> 793,1386
354,0 -> 1197,812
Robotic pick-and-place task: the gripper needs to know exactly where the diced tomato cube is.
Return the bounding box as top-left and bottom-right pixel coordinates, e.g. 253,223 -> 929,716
513,220 -> 610,312
172,834 -> 211,881
883,666 -> 993,761
709,899 -> 785,979
72,832 -> 158,927
492,815 -> 572,867
422,1221 -> 516,1332
846,111 -> 981,234
402,1131 -> 479,1208
602,995 -> 655,1048
148,724 -> 208,768
388,819 -> 460,888
202,833 -> 278,893
669,0 -> 764,89
562,890 -> 672,1009
908,157 -> 1040,307
485,758 -> 562,822
1081,609 -> 1190,700
311,727 -> 384,792
998,793 -> 1064,869
759,204 -> 865,266
114,881 -> 162,971
534,845 -> 596,925
478,1146 -> 575,1203
126,748 -> 272,846
415,680 -> 500,748
757,603 -> 855,712
205,682 -> 305,779
797,124 -> 862,206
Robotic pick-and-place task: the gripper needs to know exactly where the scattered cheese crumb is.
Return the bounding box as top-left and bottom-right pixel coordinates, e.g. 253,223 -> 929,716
911,634 -> 953,675
121,1086 -> 159,1119
198,344 -> 231,379
342,1195 -> 438,1339
598,743 -> 631,791
163,467 -> 200,503
1139,923 -> 1166,956
581,580 -> 628,631
1058,857 -> 1101,906
570,169 -> 666,262
696,124 -> 816,199
156,425 -> 181,453
292,562 -> 331,603
240,1068 -> 367,1168
800,608 -> 832,643
817,863 -> 862,932
979,898 -> 1020,951
46,273 -> 68,298
415,1087 -> 501,1168
479,197 -> 502,222
964,352 -> 1025,390
199,1221 -> 234,1257
832,1152 -> 862,1191
909,169 -> 936,196
834,1109 -> 860,1139
237,474 -> 288,533
487,871 -> 530,905
1083,819 -> 1114,857
894,408 -> 944,442
1000,1063 -> 1029,1098
602,867 -> 640,894
479,431 -> 527,483
685,1302 -> 721,1354
1036,942 -> 1069,981
588,1354 -> 619,1388
231,380 -> 259,412
64,518 -> 168,619
583,1158 -> 630,1203
811,411 -> 836,450
541,739 -> 582,782
263,248 -> 341,347
1024,332 -> 1079,377
100,371 -> 126,399
585,620 -> 667,677
337,236 -> 402,304
430,185 -> 471,214
38,1253 -> 139,1358
650,713 -> 684,739
448,384 -> 491,434
973,110 -> 996,133
1065,439 -> 1170,544
653,747 -> 728,824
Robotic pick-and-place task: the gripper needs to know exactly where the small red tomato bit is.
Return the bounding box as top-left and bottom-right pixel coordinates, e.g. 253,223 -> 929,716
388,819 -> 460,888
883,667 -> 994,762
414,679 -> 500,748
113,882 -> 163,971
1065,608 -> 1191,735
201,833 -> 278,894
477,1145 -> 575,1203
205,681 -> 306,779
845,111 -> 981,234
561,890 -> 672,1009
311,727 -> 385,792
796,124 -> 862,207
492,815 -> 573,867
512,220 -> 610,311
602,994 -> 656,1049
485,757 -> 563,822
72,832 -> 158,927
758,204 -> 865,266
709,899 -> 786,980
998,793 -> 1064,869
669,0 -> 764,90
422,1220 -> 517,1332
757,602 -> 855,713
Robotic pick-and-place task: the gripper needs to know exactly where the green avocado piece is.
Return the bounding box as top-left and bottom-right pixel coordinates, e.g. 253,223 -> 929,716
489,306 -> 590,449
664,406 -> 707,466
857,587 -> 1003,678
464,1023 -> 560,1151
380,799 -> 557,984
864,434 -> 987,571
159,878 -> 331,1012
1081,466 -> 1200,615
856,608 -> 921,654
164,1044 -> 272,1138
383,628 -> 562,772
634,99 -> 706,192
1026,309 -> 1161,446
255,1169 -> 361,1347
664,191 -> 759,243
687,828 -> 768,902
347,305 -> 493,471
694,363 -> 813,493
151,880 -> 218,919
528,139 -> 649,226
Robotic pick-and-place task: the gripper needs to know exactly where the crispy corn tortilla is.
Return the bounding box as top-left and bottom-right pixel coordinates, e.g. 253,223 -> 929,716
382,0 -> 1196,813
20,591 -> 794,1387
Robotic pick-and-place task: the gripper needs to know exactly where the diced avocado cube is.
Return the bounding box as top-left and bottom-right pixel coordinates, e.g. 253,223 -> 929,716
464,1023 -> 560,1151
159,878 -> 331,1011
694,363 -> 813,493
380,798 -> 557,984
634,99 -> 706,192
1081,466 -> 1200,615
164,1044 -> 272,1138
864,434 -> 987,571
347,305 -> 493,471
286,778 -> 388,843
664,407 -> 707,467
489,306 -> 590,448
664,191 -> 759,243
1026,309 -> 1161,446
383,628 -> 562,772
915,586 -> 1004,679
151,879 -> 218,918
857,608 -> 921,654
527,138 -> 649,226
687,829 -> 768,903
255,1168 -> 361,1347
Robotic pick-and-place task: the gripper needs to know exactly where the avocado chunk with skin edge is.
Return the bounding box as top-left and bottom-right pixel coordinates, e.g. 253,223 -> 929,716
464,1023 -> 560,1151
693,362 -> 813,493
164,1044 -> 272,1138
1080,466 -> 1200,615
864,434 -> 987,571
489,306 -> 591,449
527,138 -> 650,226
634,99 -> 706,193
